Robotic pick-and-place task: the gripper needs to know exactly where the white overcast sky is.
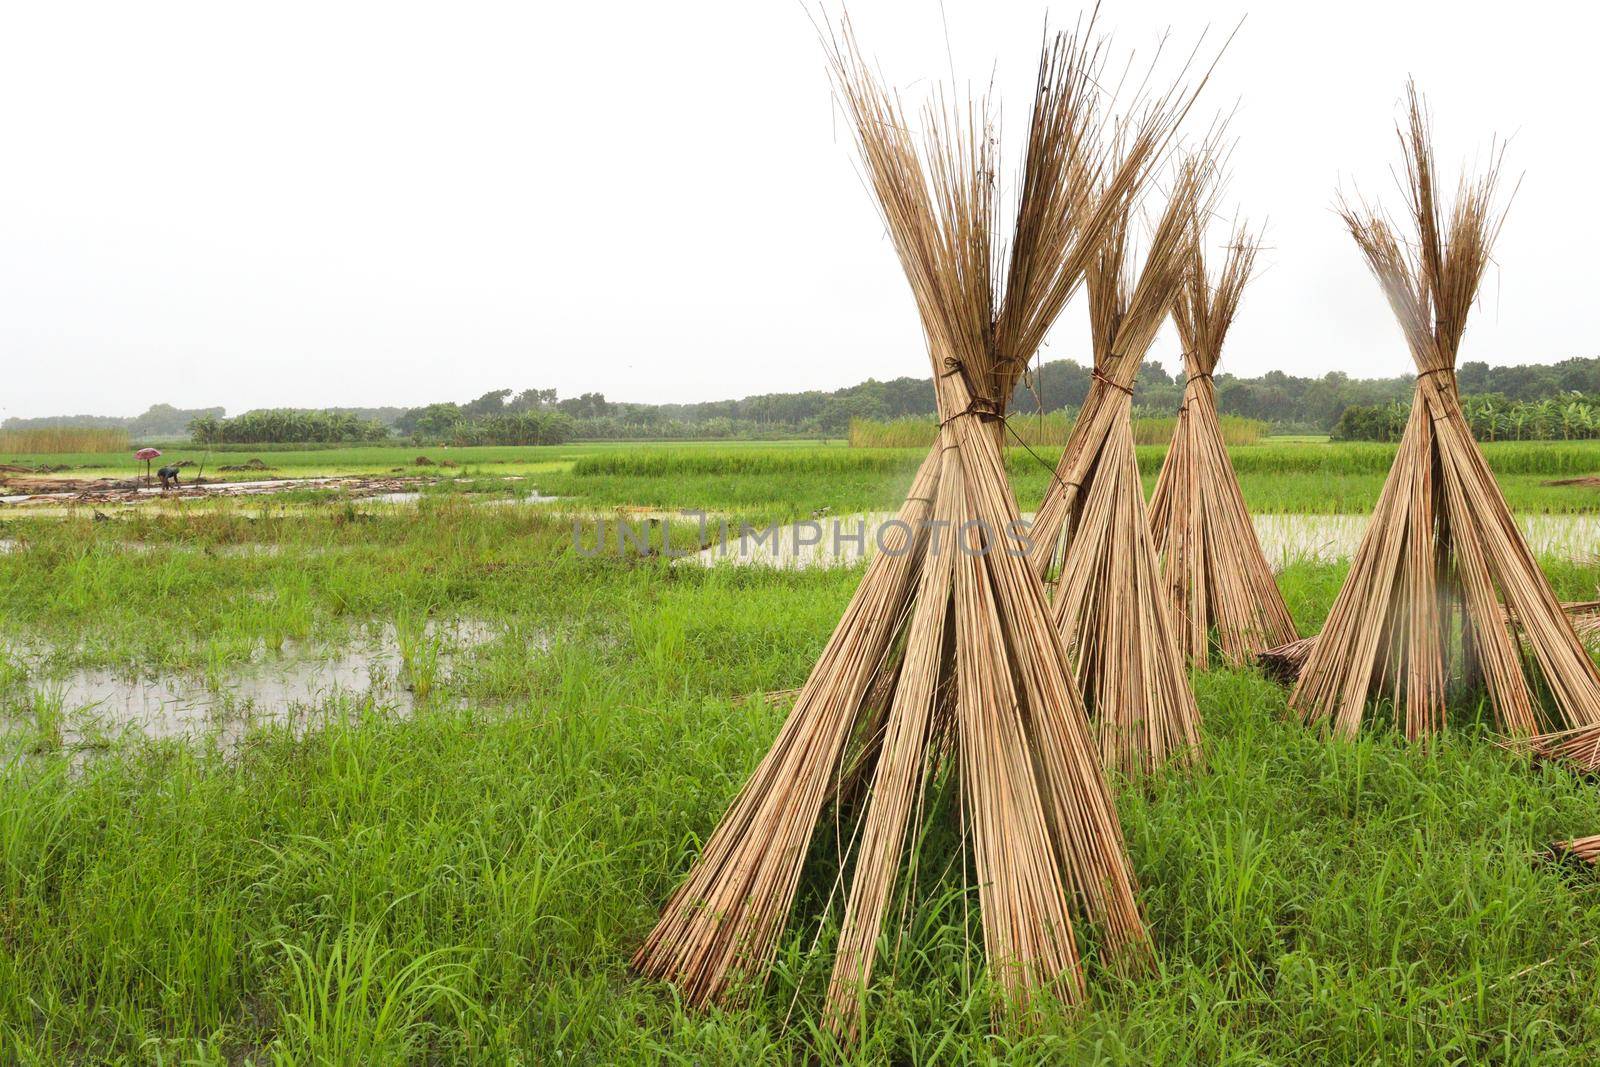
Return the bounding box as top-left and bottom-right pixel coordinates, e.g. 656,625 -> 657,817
2,1 -> 1596,420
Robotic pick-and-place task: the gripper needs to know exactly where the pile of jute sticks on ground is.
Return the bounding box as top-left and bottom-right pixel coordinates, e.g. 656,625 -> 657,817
631,21 -> 1600,1044
1548,835 -> 1600,867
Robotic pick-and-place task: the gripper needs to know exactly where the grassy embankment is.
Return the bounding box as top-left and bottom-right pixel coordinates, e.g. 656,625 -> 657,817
1,443 -> 1599,1059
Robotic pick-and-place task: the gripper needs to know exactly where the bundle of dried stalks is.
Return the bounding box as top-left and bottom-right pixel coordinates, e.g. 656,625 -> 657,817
1025,162 -> 1210,777
1574,601 -> 1600,643
1149,221 -> 1297,667
1257,634 -> 1316,683
1291,83 -> 1600,742
1548,834 -> 1600,866
634,23 -> 1206,1037
1262,601 -> 1600,684
1529,726 -> 1600,772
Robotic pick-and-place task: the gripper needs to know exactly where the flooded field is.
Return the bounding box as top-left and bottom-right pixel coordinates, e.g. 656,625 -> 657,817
1251,512 -> 1600,568
689,511 -> 898,568
690,511 -> 1600,570
0,618 -> 504,757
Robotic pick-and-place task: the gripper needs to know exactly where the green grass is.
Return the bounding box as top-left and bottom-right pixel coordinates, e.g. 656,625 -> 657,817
10,658 -> 1600,1062
2,449 -> 1600,1060
532,440 -> 1600,520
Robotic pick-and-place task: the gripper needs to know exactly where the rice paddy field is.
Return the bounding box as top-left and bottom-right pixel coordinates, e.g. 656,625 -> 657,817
847,412 -> 1270,448
3,438 -> 1600,1062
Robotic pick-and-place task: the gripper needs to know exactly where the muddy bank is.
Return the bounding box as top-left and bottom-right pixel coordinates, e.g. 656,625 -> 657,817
0,474 -> 436,508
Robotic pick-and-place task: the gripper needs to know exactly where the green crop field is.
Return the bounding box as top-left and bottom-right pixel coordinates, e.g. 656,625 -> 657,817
538,438 -> 1600,519
1,439 -> 1599,1061
8,437 -> 1598,518
0,438 -> 851,482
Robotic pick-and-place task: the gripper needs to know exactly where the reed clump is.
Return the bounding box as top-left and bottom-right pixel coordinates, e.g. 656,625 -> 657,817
0,427 -> 130,454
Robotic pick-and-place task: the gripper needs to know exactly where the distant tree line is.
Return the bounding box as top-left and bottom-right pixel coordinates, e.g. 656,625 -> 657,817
16,355 -> 1599,444
432,410 -> 577,446
182,393 -> 576,446
482,354 -> 1600,439
1332,394 -> 1600,442
189,410 -> 391,444
2,403 -> 224,439
390,390 -> 576,445
1206,357 -> 1600,435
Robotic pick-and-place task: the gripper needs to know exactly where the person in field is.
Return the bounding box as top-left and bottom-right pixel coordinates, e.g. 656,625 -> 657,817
157,465 -> 181,490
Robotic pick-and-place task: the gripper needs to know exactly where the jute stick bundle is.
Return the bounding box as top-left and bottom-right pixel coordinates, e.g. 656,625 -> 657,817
1025,162 -> 1209,778
1290,82 -> 1600,742
1548,835 -> 1600,866
1149,222 -> 1297,667
635,23 -> 1206,1037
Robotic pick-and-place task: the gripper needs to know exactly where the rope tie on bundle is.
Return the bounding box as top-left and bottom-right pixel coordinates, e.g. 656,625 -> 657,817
1416,365 -> 1460,423
1181,370 -> 1214,410
1091,368 -> 1134,397
936,356 -> 1001,427
939,393 -> 1000,428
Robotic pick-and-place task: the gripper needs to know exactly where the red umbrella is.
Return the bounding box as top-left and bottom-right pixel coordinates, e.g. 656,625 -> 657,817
135,447 -> 161,487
